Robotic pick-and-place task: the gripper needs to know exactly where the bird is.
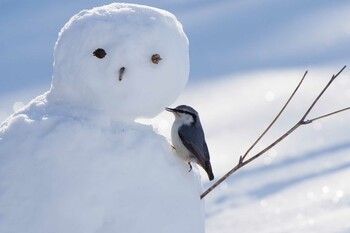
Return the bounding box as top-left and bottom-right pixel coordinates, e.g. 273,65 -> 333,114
166,105 -> 214,181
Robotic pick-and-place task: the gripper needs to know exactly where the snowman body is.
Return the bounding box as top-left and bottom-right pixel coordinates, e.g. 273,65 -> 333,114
0,4 -> 204,233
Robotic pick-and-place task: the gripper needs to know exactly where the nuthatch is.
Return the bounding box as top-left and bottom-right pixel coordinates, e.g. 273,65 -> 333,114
166,105 -> 214,181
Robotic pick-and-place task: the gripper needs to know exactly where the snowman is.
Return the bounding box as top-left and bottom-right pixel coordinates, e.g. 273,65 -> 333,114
0,3 -> 204,233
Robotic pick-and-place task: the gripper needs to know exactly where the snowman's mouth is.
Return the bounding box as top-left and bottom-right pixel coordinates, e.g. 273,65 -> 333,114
119,67 -> 126,81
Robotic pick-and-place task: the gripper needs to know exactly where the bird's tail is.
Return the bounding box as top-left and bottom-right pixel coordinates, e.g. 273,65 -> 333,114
204,161 -> 214,181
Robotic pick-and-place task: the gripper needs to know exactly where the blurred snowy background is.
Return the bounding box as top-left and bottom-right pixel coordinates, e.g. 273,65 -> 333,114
1,0 -> 350,232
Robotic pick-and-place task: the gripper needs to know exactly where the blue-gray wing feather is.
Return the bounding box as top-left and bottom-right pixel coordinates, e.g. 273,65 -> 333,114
178,124 -> 210,164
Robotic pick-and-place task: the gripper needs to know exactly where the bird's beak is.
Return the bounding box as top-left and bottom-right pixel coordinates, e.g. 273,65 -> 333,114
165,107 -> 175,112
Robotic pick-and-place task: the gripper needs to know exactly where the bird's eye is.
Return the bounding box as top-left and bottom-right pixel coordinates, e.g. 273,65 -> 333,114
151,54 -> 162,64
93,48 -> 107,59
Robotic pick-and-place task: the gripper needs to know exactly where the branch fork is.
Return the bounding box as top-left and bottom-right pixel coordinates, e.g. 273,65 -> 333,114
201,66 -> 349,199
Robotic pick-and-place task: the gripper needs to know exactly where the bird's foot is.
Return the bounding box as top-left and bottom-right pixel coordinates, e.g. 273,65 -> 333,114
188,162 -> 192,172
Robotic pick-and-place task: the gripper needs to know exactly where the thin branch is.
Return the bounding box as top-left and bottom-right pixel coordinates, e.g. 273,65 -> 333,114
301,65 -> 346,121
200,66 -> 348,199
242,123 -> 300,166
200,123 -> 300,199
304,107 -> 350,124
241,71 -> 308,162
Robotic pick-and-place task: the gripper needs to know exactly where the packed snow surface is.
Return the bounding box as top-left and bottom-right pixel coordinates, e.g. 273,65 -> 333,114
0,3 -> 204,233
1,1 -> 350,233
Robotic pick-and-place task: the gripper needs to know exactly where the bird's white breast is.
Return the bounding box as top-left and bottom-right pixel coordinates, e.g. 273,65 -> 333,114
171,120 -> 193,162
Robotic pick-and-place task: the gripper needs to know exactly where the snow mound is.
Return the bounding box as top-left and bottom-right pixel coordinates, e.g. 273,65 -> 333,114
0,106 -> 204,232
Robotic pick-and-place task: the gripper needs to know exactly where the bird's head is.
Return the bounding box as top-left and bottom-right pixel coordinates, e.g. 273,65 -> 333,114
166,105 -> 198,125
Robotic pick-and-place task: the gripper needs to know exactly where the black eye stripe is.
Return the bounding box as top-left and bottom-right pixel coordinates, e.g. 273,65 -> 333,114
177,109 -> 189,114
175,109 -> 197,122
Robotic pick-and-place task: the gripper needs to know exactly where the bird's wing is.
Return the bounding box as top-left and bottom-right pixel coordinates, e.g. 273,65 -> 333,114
202,141 -> 210,161
178,125 -> 210,164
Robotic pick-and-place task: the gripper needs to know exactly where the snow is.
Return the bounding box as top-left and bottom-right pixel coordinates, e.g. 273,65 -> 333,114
1,1 -> 350,232
0,114 -> 204,232
0,3 -> 204,233
49,3 -> 189,122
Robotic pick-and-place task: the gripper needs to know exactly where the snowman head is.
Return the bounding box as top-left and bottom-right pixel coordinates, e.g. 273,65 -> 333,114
48,3 -> 189,122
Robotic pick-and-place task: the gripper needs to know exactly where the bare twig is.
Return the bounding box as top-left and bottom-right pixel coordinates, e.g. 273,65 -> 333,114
200,66 -> 348,199
305,107 -> 350,124
241,71 -> 308,162
300,65 -> 346,121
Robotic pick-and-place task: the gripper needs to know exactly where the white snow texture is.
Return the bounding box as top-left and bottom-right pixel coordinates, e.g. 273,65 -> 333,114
0,3 -> 204,233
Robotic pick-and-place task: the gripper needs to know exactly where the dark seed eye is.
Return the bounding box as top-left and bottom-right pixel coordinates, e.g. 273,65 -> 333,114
93,48 -> 107,59
151,54 -> 162,64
